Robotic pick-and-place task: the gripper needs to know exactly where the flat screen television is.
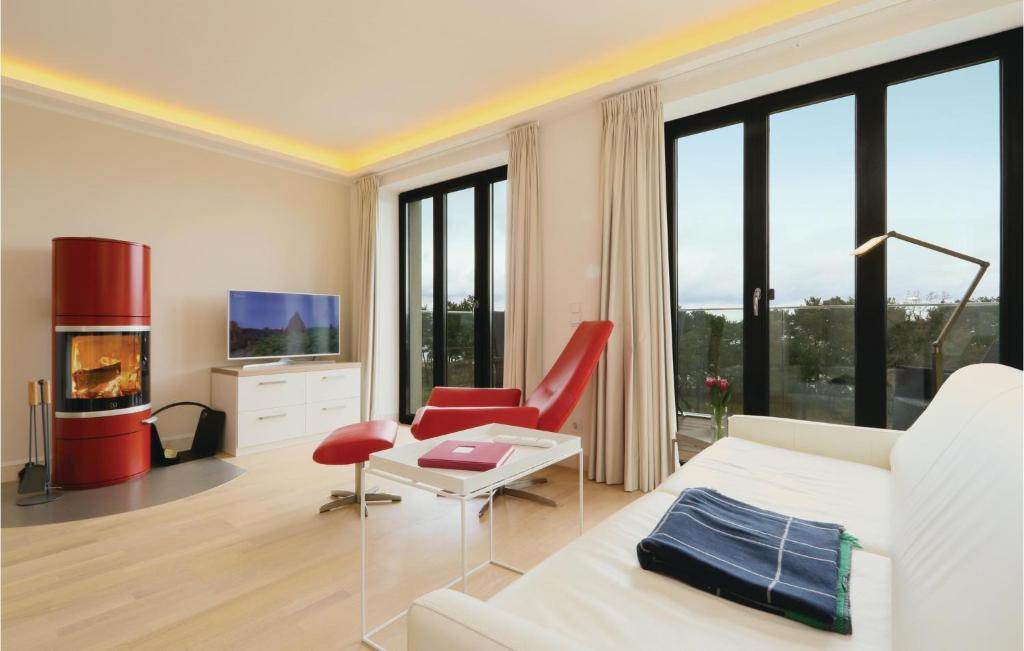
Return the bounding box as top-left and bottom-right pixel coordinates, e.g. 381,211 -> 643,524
227,290 -> 340,360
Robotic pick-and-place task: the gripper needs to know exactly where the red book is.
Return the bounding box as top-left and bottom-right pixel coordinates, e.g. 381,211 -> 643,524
418,440 -> 515,471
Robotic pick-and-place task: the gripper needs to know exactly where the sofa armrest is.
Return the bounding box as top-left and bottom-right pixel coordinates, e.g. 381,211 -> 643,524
408,589 -> 586,651
427,386 -> 522,407
410,406 -> 540,440
728,415 -> 901,469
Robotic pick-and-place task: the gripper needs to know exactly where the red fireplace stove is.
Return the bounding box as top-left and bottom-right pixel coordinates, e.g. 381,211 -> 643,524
52,237 -> 152,488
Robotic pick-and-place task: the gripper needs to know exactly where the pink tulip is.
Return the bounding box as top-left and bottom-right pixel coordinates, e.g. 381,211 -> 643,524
705,377 -> 717,388
719,378 -> 730,391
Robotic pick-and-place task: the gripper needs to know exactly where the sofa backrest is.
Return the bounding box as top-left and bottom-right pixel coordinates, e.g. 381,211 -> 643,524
889,363 -> 1022,650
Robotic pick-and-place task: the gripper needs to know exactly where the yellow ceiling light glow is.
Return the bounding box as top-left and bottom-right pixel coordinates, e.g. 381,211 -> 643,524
2,0 -> 837,174
341,0 -> 839,170
1,57 -> 348,171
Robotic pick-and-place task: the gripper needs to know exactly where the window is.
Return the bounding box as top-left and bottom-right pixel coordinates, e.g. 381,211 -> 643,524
886,61 -> 1002,428
399,167 -> 508,422
768,96 -> 856,424
667,30 -> 1022,429
673,124 -> 745,416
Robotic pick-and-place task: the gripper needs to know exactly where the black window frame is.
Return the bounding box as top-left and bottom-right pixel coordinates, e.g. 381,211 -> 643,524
398,165 -> 508,423
666,29 -> 1022,427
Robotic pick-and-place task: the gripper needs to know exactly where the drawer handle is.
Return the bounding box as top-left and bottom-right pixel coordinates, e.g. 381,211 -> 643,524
321,376 -> 344,381
258,413 -> 287,420
258,380 -> 288,386
320,405 -> 347,412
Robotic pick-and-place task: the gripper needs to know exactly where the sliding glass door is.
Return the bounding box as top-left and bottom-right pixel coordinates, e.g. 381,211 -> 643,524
667,30 -> 1021,428
885,61 -> 1002,428
673,124 -> 745,416
768,96 -> 856,424
399,167 -> 508,422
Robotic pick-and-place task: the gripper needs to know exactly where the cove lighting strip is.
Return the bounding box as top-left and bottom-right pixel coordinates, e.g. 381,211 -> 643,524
2,0 -> 837,174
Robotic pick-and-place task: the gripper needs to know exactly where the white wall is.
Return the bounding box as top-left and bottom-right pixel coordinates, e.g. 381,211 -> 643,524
1,99 -> 351,480
367,5 -> 1020,467
537,104 -> 603,456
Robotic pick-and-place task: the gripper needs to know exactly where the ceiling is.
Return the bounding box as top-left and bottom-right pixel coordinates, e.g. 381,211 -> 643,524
2,0 -> 846,173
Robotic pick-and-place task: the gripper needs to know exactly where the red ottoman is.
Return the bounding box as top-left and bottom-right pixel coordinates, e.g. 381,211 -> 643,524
313,420 -> 402,514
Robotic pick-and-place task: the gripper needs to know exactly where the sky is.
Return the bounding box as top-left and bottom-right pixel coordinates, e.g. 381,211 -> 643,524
229,290 -> 340,329
412,180 -> 506,311
676,60 -> 1001,313
409,62 -> 1001,327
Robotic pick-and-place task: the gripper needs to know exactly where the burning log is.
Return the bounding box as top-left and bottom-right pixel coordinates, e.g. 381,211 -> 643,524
72,361 -> 121,389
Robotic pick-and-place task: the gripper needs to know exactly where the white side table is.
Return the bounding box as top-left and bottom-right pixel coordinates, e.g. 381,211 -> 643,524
359,423 -> 583,650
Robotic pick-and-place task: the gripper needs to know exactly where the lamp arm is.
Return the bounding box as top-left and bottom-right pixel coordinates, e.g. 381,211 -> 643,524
930,261 -> 989,393
932,261 -> 990,349
886,231 -> 989,267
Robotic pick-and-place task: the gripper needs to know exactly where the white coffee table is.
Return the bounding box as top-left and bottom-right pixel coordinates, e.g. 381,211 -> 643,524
359,423 -> 583,650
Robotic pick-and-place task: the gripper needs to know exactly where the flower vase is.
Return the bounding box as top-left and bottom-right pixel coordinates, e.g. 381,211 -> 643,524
712,407 -> 728,441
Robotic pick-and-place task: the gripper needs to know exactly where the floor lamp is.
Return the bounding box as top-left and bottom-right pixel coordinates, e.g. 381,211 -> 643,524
852,230 -> 989,396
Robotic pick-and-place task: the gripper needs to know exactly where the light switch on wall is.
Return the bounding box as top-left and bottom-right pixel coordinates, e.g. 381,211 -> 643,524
569,301 -> 582,326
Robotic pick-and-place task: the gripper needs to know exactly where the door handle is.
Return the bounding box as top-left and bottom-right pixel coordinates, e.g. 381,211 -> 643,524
752,287 -> 762,317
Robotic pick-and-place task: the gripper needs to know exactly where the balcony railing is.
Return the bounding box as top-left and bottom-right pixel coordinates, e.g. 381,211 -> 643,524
676,300 -> 999,424
409,310 -> 505,407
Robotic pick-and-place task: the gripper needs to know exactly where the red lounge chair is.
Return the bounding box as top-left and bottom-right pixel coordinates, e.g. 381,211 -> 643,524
411,320 -> 613,516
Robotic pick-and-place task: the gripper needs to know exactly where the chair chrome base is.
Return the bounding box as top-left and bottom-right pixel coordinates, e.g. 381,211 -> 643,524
319,461 -> 402,514
319,489 -> 402,514
478,477 -> 556,518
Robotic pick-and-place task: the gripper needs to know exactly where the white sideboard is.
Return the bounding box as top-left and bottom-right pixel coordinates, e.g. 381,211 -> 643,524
211,362 -> 361,456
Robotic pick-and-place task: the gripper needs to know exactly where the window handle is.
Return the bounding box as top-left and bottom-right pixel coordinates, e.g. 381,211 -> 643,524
752,287 -> 762,317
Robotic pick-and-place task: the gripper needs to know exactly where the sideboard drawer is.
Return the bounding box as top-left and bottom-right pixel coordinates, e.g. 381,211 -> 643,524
238,374 -> 306,411
237,405 -> 306,448
306,368 -> 360,403
211,362 -> 361,457
306,399 -> 359,435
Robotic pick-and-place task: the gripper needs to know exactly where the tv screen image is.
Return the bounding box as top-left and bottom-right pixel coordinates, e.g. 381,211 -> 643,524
228,290 -> 340,360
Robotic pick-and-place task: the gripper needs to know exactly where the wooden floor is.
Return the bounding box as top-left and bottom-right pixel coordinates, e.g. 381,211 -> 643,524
1,429 -> 640,650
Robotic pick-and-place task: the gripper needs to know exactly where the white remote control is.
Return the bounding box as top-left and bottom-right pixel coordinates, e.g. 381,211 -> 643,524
494,434 -> 557,448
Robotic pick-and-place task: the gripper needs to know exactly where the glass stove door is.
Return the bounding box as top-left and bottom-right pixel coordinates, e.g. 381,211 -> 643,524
55,329 -> 150,415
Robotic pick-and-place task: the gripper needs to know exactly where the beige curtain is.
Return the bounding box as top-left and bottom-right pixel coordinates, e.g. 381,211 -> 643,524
352,175 -> 380,420
503,123 -> 544,393
590,84 -> 676,492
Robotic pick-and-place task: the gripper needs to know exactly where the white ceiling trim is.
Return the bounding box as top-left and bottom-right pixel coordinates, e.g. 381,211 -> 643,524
1,78 -> 351,182
363,0 -> 914,176
2,1 -> 908,181
3,0 -> 1014,182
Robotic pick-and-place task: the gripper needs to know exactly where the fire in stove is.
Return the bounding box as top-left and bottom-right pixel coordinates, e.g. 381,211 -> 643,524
70,334 -> 143,398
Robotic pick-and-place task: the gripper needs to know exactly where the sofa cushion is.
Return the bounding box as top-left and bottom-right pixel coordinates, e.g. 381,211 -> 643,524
657,437 -> 892,555
889,364 -> 1023,651
490,489 -> 892,650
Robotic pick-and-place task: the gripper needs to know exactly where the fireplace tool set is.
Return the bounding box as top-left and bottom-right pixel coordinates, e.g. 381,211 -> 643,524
17,379 -> 63,506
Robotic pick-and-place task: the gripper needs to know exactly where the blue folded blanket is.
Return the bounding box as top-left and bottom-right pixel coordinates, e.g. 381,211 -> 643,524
637,488 -> 858,634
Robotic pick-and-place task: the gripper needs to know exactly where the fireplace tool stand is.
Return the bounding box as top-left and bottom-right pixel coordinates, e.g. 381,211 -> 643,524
17,380 -> 63,507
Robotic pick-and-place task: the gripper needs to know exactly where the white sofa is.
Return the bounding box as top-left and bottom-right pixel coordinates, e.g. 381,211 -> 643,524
407,364 -> 1023,650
